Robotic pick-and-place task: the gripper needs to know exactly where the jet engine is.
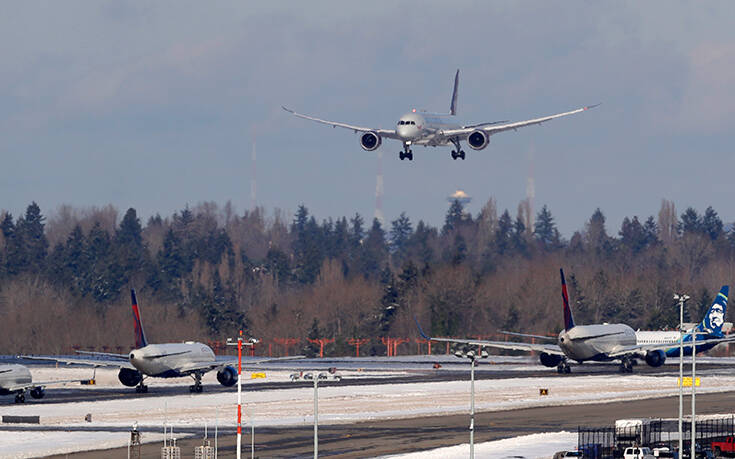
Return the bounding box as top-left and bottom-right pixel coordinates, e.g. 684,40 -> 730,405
539,352 -> 563,368
644,350 -> 666,367
467,130 -> 489,150
216,365 -> 238,387
360,132 -> 382,151
118,368 -> 143,387
29,387 -> 45,399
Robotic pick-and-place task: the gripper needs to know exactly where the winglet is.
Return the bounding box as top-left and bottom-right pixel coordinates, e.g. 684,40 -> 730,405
282,106 -> 295,114
584,103 -> 602,111
130,289 -> 148,349
449,69 -> 459,116
560,269 -> 575,331
415,316 -> 430,340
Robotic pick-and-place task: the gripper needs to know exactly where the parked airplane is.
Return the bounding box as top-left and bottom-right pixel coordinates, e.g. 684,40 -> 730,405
635,286 -> 729,358
0,363 -> 87,403
419,270 -> 733,373
283,70 -> 597,161
25,290 -> 300,393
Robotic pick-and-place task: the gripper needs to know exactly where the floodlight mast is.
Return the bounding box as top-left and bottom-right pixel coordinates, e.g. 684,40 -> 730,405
674,293 -> 689,457
227,331 -> 255,459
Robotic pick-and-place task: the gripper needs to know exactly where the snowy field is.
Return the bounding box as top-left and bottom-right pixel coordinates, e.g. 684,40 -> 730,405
1,357 -> 734,457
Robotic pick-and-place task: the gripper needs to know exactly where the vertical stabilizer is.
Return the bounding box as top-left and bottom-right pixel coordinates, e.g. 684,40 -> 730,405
130,289 -> 148,349
560,269 -> 575,331
450,69 -> 459,116
697,286 -> 728,335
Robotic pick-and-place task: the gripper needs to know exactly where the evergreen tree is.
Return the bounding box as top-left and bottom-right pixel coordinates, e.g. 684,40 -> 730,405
494,210 -> 513,255
679,207 -> 701,235
450,233 -> 467,265
443,200 -> 465,234
361,219 -> 388,279
533,205 -> 561,250
620,216 -> 647,254
389,212 -> 413,261
701,206 -> 723,241
511,216 -> 528,256
115,208 -> 146,284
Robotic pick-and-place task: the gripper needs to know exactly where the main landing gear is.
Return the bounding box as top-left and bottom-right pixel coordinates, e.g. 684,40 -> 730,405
449,138 -> 465,160
619,357 -> 635,373
14,392 -> 25,403
135,381 -> 148,393
189,373 -> 203,393
556,360 -> 571,374
399,143 -> 413,161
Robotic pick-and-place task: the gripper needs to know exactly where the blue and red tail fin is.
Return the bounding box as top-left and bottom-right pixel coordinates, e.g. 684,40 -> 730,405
560,269 -> 575,331
130,289 -> 148,349
696,285 -> 728,336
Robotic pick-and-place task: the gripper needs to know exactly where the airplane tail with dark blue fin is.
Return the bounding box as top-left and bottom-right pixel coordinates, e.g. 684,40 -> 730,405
560,269 -> 575,331
696,286 -> 728,336
130,289 -> 148,349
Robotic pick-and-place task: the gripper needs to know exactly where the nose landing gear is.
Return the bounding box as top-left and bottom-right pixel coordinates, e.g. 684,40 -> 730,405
399,143 -> 413,161
556,360 -> 571,374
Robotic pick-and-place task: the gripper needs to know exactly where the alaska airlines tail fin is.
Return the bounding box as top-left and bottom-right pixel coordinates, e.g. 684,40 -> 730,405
130,289 -> 148,349
696,285 -> 728,335
449,69 -> 459,116
560,269 -> 575,331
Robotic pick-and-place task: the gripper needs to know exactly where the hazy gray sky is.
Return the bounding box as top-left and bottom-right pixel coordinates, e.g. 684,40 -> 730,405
2,1 -> 734,236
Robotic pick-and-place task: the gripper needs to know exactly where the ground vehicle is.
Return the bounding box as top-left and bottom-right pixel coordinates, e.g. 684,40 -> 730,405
552,452 -> 581,459
712,436 -> 735,456
653,446 -> 677,458
624,447 -> 656,459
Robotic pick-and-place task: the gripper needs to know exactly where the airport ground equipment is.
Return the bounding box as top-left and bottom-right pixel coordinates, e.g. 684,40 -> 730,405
455,347 -> 489,459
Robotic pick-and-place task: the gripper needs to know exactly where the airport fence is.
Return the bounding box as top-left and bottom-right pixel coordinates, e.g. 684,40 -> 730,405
578,416 -> 735,458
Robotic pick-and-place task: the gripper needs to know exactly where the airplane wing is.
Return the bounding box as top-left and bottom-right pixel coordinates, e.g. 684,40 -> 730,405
282,106 -> 400,139
5,377 -> 90,392
427,336 -> 566,356
607,335 -> 735,358
441,104 -> 599,138
20,355 -> 136,370
177,355 -> 307,375
75,350 -> 129,360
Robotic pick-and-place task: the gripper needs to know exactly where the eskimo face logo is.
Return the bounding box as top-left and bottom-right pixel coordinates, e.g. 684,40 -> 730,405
707,303 -> 725,330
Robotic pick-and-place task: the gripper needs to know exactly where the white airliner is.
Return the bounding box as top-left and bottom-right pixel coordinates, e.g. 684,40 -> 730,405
419,270 -> 734,373
283,70 -> 598,161
0,363 -> 86,403
25,290 -> 301,393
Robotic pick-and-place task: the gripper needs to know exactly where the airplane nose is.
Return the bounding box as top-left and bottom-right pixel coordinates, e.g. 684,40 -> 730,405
129,353 -> 136,360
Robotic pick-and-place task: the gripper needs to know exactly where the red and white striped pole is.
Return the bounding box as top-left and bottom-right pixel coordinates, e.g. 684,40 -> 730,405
237,329 -> 242,459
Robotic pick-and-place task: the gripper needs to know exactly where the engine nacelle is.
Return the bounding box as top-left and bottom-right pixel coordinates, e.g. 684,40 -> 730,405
118,368 -> 143,387
360,131 -> 382,151
467,130 -> 489,150
30,387 -> 45,399
217,365 -> 238,387
644,350 -> 666,367
539,352 -> 563,368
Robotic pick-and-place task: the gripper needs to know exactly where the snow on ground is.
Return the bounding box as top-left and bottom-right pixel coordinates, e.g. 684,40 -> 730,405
380,432 -> 578,459
2,357 -> 735,457
0,431 -> 166,459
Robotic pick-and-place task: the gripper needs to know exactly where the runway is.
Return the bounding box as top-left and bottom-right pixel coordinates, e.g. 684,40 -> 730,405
44,391 -> 735,458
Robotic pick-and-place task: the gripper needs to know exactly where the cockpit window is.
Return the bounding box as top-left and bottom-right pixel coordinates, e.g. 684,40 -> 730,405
410,121 -> 416,125
398,120 -> 404,125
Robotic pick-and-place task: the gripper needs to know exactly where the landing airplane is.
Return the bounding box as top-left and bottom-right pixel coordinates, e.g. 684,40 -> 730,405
0,363 -> 87,403
419,270 -> 734,373
25,290 -> 301,393
283,70 -> 597,161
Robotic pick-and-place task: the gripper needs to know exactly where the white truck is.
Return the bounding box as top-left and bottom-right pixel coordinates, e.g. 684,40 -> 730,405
624,447 -> 656,459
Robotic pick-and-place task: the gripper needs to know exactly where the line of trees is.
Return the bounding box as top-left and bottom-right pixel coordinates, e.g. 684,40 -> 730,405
1,198 -> 733,355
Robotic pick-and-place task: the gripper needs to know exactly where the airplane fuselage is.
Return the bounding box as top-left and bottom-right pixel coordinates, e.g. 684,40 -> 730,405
559,324 -> 637,362
395,111 -> 461,146
129,342 -> 215,378
635,330 -> 723,357
0,364 -> 31,395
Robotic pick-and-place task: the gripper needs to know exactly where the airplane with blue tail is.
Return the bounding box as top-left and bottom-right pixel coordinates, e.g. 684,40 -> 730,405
418,270 -> 735,374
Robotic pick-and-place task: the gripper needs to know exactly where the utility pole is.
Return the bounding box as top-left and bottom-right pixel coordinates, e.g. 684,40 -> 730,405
455,348 -> 488,459
674,293 -> 689,456
227,331 -> 257,459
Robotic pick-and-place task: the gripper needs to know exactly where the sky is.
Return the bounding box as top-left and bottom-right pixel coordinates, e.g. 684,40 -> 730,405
1,1 -> 734,237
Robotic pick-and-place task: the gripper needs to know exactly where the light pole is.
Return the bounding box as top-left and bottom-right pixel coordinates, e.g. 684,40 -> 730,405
674,293 -> 689,456
291,371 -> 341,459
455,347 -> 488,459
226,331 -> 257,459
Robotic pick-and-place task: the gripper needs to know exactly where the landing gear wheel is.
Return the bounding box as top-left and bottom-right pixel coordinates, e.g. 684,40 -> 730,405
135,384 -> 148,393
451,150 -> 458,160
407,151 -> 413,161
556,362 -> 571,374
619,359 -> 634,373
14,393 -> 25,403
190,373 -> 203,393
399,151 -> 405,160
459,150 -> 466,160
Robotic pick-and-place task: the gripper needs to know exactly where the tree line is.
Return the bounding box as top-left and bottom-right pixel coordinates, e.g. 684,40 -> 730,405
0,198 -> 733,355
